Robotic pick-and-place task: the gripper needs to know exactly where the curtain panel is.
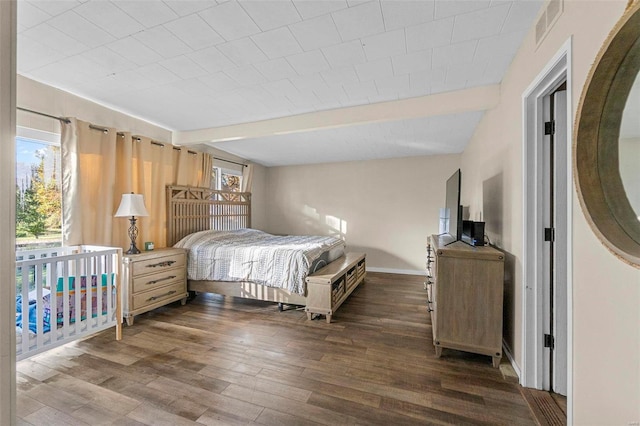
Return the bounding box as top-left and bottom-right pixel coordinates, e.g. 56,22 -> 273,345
61,119 -> 213,249
242,163 -> 253,192
61,119 -> 117,246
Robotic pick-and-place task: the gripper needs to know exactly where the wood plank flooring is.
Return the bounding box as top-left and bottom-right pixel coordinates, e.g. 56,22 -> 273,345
17,272 -> 538,425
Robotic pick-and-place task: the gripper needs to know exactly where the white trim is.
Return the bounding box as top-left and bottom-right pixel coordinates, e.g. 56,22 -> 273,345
0,1 -> 17,424
565,41 -> 574,426
522,37 -> 573,424
16,125 -> 60,144
365,267 -> 424,276
503,338 -> 522,379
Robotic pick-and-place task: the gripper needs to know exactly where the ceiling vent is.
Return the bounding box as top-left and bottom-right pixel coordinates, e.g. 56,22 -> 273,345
535,0 -> 564,47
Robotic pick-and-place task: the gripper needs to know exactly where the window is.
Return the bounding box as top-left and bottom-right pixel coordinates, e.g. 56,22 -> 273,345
15,128 -> 62,249
212,166 -> 242,192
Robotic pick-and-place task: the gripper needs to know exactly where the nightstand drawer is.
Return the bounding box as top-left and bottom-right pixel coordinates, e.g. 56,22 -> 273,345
131,253 -> 185,276
132,281 -> 186,311
132,268 -> 183,293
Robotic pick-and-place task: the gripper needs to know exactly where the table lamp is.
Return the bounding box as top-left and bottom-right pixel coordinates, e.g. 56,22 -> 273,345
115,193 -> 149,254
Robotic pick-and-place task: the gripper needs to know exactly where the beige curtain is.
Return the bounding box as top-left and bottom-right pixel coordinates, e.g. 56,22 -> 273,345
174,147 -> 213,187
242,163 -> 253,192
61,119 -> 117,246
112,132 -> 133,250
61,121 -> 213,250
132,137 -> 174,248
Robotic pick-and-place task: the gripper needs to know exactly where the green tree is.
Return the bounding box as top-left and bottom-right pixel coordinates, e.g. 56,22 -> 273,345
34,148 -> 61,230
20,164 -> 47,239
16,184 -> 24,223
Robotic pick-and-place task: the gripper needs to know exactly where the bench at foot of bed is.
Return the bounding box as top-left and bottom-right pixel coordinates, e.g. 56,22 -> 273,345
305,252 -> 366,323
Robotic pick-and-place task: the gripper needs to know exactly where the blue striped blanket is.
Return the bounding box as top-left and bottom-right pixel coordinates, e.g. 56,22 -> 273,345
174,229 -> 345,295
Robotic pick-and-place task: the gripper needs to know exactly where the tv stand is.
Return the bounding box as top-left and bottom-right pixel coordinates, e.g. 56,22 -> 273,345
440,234 -> 457,246
426,234 -> 505,367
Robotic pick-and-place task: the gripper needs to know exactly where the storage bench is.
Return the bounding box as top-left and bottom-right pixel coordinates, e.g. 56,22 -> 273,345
305,252 -> 366,323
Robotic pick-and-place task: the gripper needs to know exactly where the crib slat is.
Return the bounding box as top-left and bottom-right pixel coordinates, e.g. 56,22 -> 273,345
74,257 -> 82,336
49,260 -> 58,348
62,260 -> 70,340
96,254 -> 104,327
35,263 -> 44,350
20,266 -> 29,357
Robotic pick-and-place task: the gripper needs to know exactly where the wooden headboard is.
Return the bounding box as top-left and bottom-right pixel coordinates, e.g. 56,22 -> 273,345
166,185 -> 251,246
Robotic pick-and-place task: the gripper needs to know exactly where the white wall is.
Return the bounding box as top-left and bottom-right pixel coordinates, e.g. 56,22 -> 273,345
17,75 -> 172,141
263,154 -> 460,273
250,163 -> 268,231
461,1 -> 640,423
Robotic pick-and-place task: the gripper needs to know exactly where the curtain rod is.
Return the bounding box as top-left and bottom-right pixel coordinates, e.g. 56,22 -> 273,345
19,108 -> 170,148
19,107 -> 229,160
214,157 -> 247,168
17,107 -> 71,124
133,136 -> 195,154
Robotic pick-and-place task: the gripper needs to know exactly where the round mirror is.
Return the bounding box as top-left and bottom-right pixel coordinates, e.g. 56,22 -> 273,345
575,0 -> 640,267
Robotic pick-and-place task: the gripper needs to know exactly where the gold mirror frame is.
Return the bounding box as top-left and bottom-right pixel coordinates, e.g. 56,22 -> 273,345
575,0 -> 640,267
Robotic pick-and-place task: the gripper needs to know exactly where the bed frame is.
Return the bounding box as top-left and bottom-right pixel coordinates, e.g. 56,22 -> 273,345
166,185 -> 366,321
166,185 -> 307,306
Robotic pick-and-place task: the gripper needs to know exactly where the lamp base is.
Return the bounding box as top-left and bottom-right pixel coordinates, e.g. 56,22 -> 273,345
126,244 -> 141,255
126,217 -> 141,255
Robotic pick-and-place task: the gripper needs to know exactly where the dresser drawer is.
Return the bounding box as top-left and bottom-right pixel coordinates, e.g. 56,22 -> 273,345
131,252 -> 185,276
132,281 -> 186,311
132,268 -> 183,293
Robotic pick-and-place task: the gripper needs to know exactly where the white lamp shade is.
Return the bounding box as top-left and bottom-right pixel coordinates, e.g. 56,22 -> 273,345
115,193 -> 149,217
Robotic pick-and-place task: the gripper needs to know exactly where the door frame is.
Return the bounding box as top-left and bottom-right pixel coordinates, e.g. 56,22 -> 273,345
521,38 -> 573,421
0,0 -> 17,424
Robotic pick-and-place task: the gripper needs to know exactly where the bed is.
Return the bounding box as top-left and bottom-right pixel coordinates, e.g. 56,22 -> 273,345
167,186 -> 365,320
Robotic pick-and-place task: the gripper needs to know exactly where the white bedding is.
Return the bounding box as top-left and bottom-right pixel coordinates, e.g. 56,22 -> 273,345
174,229 -> 345,295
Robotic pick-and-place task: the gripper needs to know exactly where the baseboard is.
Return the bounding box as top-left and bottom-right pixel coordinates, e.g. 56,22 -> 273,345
366,267 -> 424,276
503,338 -> 522,381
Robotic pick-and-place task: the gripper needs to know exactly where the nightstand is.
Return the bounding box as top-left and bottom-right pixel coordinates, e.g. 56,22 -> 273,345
121,247 -> 188,326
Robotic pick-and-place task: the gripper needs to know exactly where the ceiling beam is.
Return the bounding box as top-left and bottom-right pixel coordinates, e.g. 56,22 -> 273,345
174,84 -> 500,145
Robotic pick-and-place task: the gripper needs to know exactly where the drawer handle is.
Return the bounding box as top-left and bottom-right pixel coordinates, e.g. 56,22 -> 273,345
146,290 -> 177,302
146,275 -> 177,285
146,260 -> 176,268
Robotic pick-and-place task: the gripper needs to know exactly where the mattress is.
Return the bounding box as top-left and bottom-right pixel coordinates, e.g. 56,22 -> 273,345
174,229 -> 345,295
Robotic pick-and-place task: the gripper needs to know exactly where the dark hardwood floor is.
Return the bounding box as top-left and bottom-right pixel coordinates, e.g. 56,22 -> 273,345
17,272 -> 537,425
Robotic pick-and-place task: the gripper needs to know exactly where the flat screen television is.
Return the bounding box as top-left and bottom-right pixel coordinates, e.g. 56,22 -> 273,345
445,169 -> 462,242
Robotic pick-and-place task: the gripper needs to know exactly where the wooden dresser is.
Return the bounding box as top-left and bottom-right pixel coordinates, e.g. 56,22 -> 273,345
122,247 -> 188,326
427,235 -> 505,367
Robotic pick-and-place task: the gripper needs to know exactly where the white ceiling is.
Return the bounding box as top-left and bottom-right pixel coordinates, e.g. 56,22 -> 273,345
214,110 -> 484,166
17,0 -> 543,166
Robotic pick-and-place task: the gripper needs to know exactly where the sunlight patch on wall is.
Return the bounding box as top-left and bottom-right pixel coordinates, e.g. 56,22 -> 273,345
326,215 -> 347,236
302,205 -> 320,222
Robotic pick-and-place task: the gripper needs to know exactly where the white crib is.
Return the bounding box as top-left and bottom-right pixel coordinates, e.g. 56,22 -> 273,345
15,245 -> 122,361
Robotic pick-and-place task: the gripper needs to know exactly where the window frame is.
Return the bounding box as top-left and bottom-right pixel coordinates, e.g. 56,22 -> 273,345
212,166 -> 243,192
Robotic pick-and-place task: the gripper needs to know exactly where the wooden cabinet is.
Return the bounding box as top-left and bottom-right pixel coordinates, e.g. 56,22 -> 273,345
305,253 -> 366,323
122,248 -> 188,326
427,235 -> 505,367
